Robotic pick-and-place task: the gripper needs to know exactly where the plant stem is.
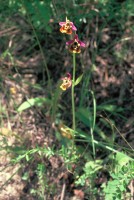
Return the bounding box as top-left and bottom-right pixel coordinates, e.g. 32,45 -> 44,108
72,53 -> 76,131
90,90 -> 96,160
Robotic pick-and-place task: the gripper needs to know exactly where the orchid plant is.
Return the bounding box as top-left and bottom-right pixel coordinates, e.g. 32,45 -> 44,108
59,17 -> 85,134
58,17 -> 96,159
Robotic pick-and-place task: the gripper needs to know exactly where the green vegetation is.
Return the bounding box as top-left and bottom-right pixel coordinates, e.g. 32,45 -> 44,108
0,0 -> 134,199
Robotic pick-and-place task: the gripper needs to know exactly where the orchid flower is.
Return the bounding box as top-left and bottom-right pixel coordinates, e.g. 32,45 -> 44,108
66,34 -> 85,53
59,123 -> 73,139
60,73 -> 72,91
59,17 -> 77,35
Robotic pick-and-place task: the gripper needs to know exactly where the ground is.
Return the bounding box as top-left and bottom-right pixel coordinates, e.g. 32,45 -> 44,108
0,3 -> 134,200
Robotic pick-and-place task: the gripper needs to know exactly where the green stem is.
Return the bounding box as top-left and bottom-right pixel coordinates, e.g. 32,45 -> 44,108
72,53 -> 76,131
90,90 -> 96,160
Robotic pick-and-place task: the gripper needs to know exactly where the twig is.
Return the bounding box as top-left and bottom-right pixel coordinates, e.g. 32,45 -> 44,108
130,179 -> 134,200
60,182 -> 66,200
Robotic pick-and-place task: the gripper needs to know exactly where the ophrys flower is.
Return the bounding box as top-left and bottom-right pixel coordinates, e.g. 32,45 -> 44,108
60,73 -> 72,91
59,17 -> 77,35
66,34 -> 85,53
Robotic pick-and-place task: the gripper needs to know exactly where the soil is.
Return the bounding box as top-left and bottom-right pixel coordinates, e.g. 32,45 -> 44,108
0,10 -> 134,200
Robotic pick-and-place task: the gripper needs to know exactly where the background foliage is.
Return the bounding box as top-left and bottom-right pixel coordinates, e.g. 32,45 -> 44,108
0,0 -> 134,199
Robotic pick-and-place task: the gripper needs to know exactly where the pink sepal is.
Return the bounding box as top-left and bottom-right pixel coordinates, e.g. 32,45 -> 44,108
70,22 -> 77,31
66,34 -> 86,47
59,22 -> 66,26
66,39 -> 74,45
79,41 -> 86,47
61,73 -> 71,80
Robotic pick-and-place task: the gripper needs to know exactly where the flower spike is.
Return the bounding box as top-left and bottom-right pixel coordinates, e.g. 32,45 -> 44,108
59,17 -> 77,35
60,73 -> 72,91
66,34 -> 85,53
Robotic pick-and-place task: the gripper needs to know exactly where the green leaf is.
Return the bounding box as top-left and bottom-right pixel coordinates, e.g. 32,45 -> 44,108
119,184 -> 125,192
97,104 -> 123,113
25,154 -> 29,161
84,160 -> 102,175
22,172 -> 29,181
74,74 -> 83,86
17,97 -> 51,112
115,152 -> 132,171
76,108 -> 91,127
